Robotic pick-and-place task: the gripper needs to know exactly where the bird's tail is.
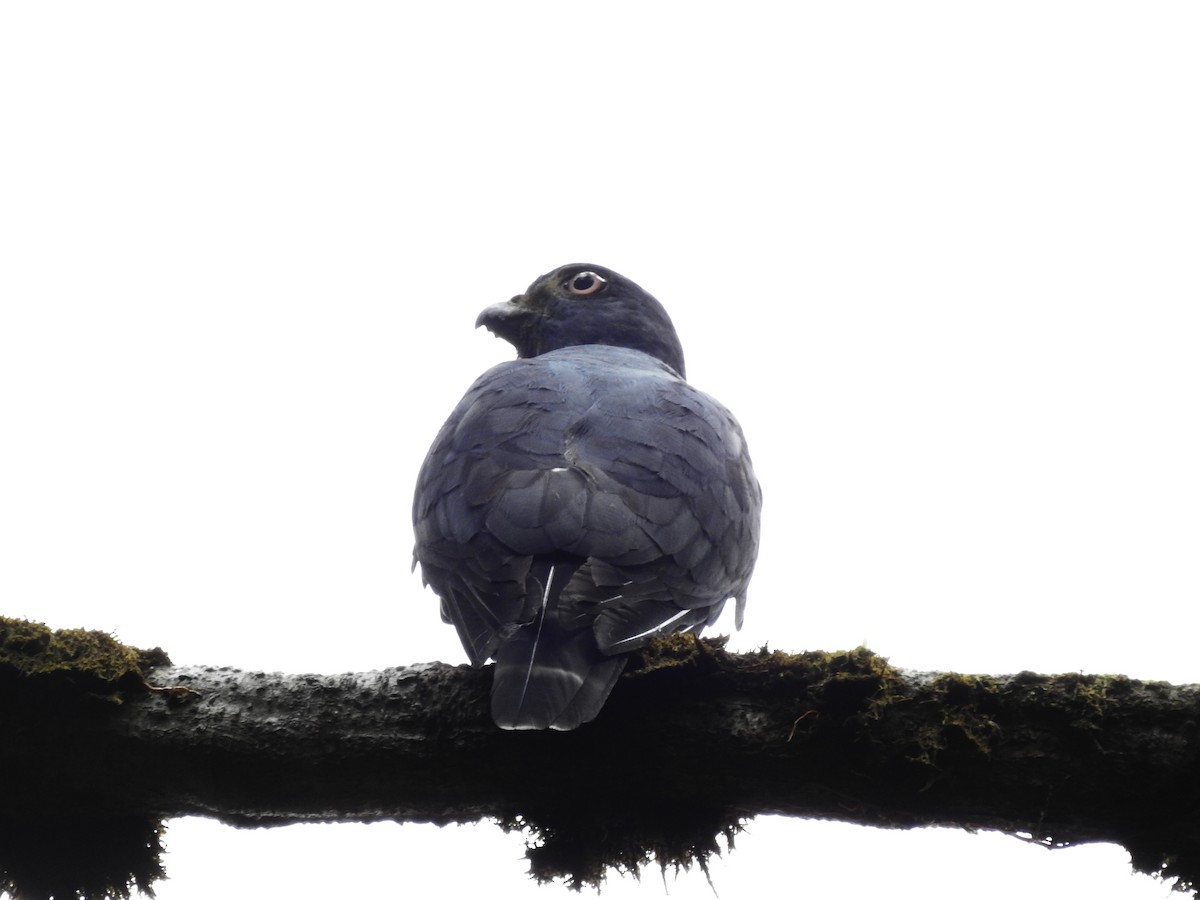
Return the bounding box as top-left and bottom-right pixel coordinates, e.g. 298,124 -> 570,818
490,562 -> 627,730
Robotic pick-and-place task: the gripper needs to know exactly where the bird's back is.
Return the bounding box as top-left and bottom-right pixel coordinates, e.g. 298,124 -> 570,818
414,345 -> 760,730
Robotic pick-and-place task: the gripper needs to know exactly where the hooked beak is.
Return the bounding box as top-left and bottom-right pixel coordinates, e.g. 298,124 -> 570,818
475,294 -> 526,332
475,294 -> 539,355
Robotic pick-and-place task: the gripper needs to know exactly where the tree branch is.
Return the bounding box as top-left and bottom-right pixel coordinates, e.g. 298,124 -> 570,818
2,616 -> 1198,898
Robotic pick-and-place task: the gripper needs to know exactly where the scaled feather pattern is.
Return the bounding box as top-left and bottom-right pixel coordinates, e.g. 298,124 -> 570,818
413,263 -> 761,729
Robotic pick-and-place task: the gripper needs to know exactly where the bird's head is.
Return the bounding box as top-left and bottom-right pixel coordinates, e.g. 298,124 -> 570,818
476,263 -> 687,377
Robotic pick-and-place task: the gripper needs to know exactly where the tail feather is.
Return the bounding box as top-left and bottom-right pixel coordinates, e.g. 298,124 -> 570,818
491,623 -> 627,730
490,561 -> 627,729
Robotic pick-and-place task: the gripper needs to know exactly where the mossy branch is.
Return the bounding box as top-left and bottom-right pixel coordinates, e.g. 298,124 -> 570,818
2,615 -> 1198,899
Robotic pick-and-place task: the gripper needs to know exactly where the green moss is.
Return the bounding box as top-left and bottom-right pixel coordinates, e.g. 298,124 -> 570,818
922,673 -> 1004,756
1060,672 -> 1133,727
0,616 -> 170,691
628,631 -> 724,671
634,636 -> 900,683
0,617 -> 172,899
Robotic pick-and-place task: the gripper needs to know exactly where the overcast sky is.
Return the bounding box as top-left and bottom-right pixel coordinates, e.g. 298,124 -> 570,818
2,3 -> 1197,898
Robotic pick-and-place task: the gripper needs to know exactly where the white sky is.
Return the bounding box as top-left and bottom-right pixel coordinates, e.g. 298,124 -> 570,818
2,3 -> 1197,898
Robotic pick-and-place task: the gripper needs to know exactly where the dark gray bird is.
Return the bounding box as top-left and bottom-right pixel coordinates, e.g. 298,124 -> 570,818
413,264 -> 761,730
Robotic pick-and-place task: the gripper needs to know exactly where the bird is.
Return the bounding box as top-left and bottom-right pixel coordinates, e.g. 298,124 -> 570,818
412,263 -> 761,730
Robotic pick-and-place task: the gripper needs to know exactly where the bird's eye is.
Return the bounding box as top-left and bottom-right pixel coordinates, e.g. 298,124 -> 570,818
567,271 -> 607,296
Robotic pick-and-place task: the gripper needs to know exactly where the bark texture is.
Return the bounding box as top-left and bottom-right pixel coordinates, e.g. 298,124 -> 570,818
2,616 -> 1198,898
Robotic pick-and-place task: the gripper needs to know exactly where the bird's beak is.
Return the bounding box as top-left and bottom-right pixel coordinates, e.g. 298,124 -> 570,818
475,295 -> 526,332
476,294 -> 538,355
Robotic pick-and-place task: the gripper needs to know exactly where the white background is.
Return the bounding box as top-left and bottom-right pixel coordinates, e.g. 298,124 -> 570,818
2,3 -> 1197,898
